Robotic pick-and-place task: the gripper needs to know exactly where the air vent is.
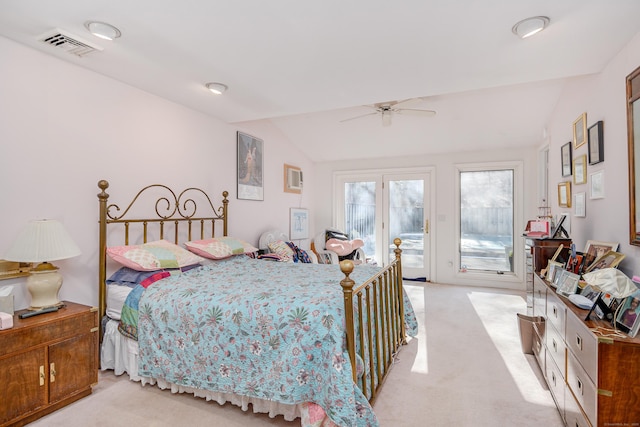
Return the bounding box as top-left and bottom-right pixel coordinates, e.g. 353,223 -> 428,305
38,29 -> 103,57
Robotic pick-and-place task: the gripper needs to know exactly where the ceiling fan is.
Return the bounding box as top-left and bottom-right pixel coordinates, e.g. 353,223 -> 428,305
340,98 -> 436,127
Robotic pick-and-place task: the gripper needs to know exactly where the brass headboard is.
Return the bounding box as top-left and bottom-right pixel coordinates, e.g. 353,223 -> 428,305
97,180 -> 229,336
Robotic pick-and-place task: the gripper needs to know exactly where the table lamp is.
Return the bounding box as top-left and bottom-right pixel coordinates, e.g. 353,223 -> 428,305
4,219 -> 81,309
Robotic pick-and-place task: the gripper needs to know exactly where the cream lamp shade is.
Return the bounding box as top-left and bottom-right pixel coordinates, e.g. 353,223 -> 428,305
4,219 -> 81,309
583,268 -> 638,299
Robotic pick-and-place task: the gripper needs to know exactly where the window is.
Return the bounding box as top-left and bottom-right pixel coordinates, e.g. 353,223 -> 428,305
458,165 -> 517,274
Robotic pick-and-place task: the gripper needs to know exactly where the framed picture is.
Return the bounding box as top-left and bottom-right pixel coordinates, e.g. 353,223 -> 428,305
573,155 -> 587,185
588,121 -> 604,165
616,291 -> 640,336
573,112 -> 587,149
558,182 -> 571,207
574,192 -> 586,217
561,142 -> 572,177
556,270 -> 580,297
289,208 -> 309,239
583,240 -> 618,269
590,170 -> 604,199
584,250 -> 625,273
237,132 -> 264,201
546,260 -> 564,285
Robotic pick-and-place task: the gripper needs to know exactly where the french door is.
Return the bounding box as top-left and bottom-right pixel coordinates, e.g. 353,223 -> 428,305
336,170 -> 432,280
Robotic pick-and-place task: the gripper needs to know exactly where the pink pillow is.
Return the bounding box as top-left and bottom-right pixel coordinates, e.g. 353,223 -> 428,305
107,239 -> 204,271
185,237 -> 258,260
325,238 -> 364,256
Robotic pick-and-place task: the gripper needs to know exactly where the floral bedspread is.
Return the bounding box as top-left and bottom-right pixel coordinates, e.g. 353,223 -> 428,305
135,256 -> 417,427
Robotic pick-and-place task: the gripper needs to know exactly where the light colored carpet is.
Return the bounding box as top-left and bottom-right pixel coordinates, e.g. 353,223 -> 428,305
30,283 -> 563,426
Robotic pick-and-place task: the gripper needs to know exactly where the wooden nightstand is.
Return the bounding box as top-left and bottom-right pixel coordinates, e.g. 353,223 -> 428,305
0,301 -> 98,427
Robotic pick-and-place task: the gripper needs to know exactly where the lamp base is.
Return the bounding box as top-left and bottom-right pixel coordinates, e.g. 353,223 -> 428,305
27,263 -> 63,310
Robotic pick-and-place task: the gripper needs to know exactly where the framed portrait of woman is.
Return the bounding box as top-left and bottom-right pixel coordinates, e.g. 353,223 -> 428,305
237,132 -> 264,201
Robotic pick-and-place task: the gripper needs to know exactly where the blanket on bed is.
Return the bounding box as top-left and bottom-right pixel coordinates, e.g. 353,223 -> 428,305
123,256 -> 417,427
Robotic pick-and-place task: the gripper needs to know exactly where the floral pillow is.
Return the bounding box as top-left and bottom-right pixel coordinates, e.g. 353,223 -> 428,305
185,236 -> 258,260
107,239 -> 205,271
268,240 -> 294,262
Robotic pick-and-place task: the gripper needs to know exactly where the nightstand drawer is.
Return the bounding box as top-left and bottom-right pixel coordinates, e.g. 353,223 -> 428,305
0,304 -> 97,357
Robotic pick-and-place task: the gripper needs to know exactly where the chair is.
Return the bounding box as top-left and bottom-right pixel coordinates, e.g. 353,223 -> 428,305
258,230 -> 318,263
313,227 -> 366,264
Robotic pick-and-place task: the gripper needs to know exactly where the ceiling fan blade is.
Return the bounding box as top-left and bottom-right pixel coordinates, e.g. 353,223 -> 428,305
382,112 -> 392,127
392,98 -> 422,109
396,108 -> 436,117
339,111 -> 378,123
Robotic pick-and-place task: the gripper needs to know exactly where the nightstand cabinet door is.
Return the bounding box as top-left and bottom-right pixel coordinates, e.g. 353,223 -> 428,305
0,348 -> 47,425
49,330 -> 97,404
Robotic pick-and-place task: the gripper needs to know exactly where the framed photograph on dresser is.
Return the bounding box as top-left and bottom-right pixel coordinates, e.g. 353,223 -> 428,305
555,270 -> 580,297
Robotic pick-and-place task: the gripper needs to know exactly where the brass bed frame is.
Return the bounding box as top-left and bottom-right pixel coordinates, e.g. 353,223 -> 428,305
97,179 -> 406,405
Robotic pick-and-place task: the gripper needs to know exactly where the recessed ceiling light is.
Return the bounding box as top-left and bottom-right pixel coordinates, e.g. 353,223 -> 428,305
206,82 -> 228,95
512,16 -> 550,39
84,21 -> 121,41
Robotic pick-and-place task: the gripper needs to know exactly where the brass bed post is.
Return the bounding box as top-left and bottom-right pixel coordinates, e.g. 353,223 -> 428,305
97,180 -> 110,341
221,191 -> 229,236
339,260 -> 357,382
393,238 -> 406,343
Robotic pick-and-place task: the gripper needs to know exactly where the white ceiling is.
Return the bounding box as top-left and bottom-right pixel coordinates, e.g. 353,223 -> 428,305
1,1 -> 640,162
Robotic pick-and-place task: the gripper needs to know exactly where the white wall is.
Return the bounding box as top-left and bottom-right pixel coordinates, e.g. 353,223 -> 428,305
546,31 -> 640,277
0,36 -> 314,311
314,146 -> 539,289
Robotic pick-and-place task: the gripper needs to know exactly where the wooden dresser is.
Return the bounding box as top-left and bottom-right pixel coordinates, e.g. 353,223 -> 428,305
0,301 -> 98,427
532,274 -> 640,427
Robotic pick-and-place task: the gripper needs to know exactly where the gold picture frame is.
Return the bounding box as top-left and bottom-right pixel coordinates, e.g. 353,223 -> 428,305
573,112 -> 587,149
558,182 -> 571,207
573,154 -> 587,185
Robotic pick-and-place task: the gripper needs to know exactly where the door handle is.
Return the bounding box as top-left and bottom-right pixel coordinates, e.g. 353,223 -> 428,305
424,220 -> 429,234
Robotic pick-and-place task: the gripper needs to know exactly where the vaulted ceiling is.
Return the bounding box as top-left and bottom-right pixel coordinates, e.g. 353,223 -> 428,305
2,1 -> 640,161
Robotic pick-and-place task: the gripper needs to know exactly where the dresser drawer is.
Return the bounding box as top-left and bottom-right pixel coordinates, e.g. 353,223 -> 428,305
545,351 -> 566,419
533,322 -> 545,370
533,278 -> 547,317
547,291 -> 566,335
566,312 -> 598,383
567,351 -> 597,427
565,391 -> 592,427
546,321 -> 566,375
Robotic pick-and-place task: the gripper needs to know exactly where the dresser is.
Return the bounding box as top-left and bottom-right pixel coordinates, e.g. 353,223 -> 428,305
524,237 -> 571,314
532,274 -> 640,427
0,301 -> 98,427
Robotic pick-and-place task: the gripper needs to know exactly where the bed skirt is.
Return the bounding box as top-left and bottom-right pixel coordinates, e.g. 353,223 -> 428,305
100,319 -> 308,423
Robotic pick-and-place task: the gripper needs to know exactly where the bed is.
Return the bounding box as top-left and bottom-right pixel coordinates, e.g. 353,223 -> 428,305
97,180 -> 417,427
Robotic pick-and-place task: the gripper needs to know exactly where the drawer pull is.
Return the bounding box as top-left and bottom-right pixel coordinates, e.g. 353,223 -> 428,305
551,371 -> 556,386
553,306 -> 557,317
552,338 -> 557,352
576,334 -> 582,350
577,377 -> 583,395
39,365 -> 45,386
50,362 -> 56,383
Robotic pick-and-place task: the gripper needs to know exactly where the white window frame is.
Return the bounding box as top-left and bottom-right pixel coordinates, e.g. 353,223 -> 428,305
454,161 -> 524,284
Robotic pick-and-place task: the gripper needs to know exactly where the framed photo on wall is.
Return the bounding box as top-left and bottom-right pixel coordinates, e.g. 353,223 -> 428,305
558,182 -> 571,207
289,208 -> 309,239
561,142 -> 572,177
590,170 -> 604,199
573,112 -> 587,149
237,132 -> 264,201
574,192 -> 586,217
573,155 -> 587,185
588,121 -> 604,165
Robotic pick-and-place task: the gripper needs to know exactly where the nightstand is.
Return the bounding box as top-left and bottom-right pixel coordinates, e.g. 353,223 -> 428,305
0,301 -> 98,427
